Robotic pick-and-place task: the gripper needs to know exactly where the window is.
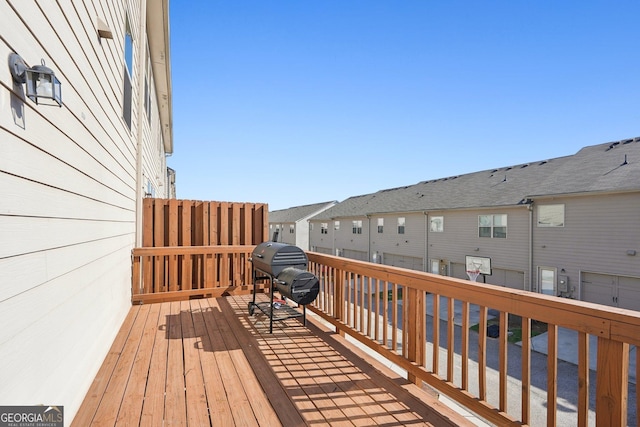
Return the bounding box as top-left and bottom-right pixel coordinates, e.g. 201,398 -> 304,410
321,223 -> 328,234
537,204 -> 565,227
334,221 -> 340,230
478,214 -> 507,238
352,220 -> 362,234
377,218 -> 384,233
289,225 -> 294,234
539,267 -> 556,295
430,216 -> 443,232
310,223 -> 314,231
397,217 -> 405,234
123,14 -> 133,130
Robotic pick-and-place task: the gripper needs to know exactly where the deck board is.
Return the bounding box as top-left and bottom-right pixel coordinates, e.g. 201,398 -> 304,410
73,295 -> 472,426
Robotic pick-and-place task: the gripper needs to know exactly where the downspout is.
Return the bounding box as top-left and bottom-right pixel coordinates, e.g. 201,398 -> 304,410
134,0 -> 148,248
367,215 -> 371,262
424,211 -> 429,272
528,200 -> 534,292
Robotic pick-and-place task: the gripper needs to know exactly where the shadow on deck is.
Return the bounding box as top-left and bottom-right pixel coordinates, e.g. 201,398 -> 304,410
72,294 -> 473,426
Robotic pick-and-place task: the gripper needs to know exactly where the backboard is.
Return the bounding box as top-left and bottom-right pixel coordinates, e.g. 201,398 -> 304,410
465,255 -> 492,275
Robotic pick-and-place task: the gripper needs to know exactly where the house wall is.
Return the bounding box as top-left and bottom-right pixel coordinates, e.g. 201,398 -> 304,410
295,219 -> 310,250
370,213 -> 427,267
532,192 -> 640,303
309,220 -> 334,254
0,0 -> 168,422
426,207 -> 531,289
334,216 -> 369,257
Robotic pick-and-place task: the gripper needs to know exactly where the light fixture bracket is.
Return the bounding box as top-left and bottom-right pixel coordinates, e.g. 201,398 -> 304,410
9,53 -> 28,84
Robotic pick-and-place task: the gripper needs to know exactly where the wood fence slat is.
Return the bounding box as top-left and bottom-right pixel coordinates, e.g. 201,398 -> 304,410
499,311 -> 508,412
461,301 -> 469,391
432,294 -> 440,374
478,305 -> 487,401
391,282 -> 398,351
181,201 -> 192,289
153,200 -> 164,293
168,200 -> 178,291
521,316 -> 531,425
547,324 -> 558,426
447,297 -> 455,382
596,337 -> 629,426
577,331 -> 589,427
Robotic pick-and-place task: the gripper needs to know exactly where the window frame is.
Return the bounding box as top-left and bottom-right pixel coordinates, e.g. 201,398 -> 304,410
397,217 -> 405,234
352,220 -> 363,234
320,223 -> 328,234
537,204 -> 565,227
478,214 -> 507,238
377,218 -> 384,233
430,216 -> 444,232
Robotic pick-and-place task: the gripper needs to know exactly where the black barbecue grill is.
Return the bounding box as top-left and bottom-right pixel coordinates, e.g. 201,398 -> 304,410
249,242 -> 319,332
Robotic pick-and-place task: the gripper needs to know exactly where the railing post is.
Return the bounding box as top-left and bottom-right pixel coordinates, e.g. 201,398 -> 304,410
596,337 -> 629,426
407,288 -> 425,385
334,269 -> 345,336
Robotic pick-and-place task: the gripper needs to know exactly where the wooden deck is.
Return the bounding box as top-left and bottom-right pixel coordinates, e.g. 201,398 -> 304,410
72,294 -> 473,426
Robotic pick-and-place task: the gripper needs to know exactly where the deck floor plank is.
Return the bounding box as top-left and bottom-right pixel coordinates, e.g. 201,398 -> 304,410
179,300 -> 210,427
91,304 -> 151,426
164,301 -> 187,426
192,299 -> 236,425
116,303 -> 161,426
138,300 -> 171,427
71,306 -> 142,427
208,298 -> 282,426
73,294 -> 472,426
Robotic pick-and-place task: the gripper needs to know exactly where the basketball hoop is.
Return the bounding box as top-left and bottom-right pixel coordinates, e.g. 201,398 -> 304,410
466,269 -> 481,282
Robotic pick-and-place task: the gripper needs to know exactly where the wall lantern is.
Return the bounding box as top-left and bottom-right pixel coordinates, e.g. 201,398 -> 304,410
9,53 -> 62,107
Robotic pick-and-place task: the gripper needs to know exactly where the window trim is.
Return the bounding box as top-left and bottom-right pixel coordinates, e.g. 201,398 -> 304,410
537,204 -> 565,227
430,216 -> 444,232
478,214 -> 507,238
320,223 -> 328,234
397,217 -> 405,234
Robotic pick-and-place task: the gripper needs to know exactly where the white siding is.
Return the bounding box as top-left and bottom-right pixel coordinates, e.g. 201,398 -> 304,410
0,0 -> 168,422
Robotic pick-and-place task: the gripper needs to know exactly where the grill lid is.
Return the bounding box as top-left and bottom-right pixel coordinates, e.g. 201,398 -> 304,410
251,242 -> 308,276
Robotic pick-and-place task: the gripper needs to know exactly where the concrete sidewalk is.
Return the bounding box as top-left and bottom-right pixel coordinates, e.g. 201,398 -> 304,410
425,295 -> 637,383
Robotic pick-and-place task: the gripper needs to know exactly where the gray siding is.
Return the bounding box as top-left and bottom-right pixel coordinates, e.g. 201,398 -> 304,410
426,207 -> 530,289
533,192 -> 640,300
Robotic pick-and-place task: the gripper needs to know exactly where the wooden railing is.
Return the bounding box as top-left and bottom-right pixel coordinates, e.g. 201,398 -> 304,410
131,245 -> 261,304
306,252 -> 640,427
130,247 -> 638,425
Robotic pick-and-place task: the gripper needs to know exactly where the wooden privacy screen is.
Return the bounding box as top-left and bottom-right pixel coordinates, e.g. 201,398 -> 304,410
142,198 -> 269,247
133,199 -> 269,303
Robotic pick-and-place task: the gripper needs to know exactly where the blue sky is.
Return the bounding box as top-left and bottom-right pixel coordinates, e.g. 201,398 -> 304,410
168,1 -> 639,211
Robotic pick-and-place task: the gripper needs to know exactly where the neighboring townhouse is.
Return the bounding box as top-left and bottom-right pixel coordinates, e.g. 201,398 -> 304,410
309,138 -> 640,310
269,201 -> 337,249
1,0 -> 173,421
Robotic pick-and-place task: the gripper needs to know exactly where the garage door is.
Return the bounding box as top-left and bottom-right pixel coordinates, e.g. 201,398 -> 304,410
342,249 -> 368,261
383,253 -> 423,271
582,272 -> 640,311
